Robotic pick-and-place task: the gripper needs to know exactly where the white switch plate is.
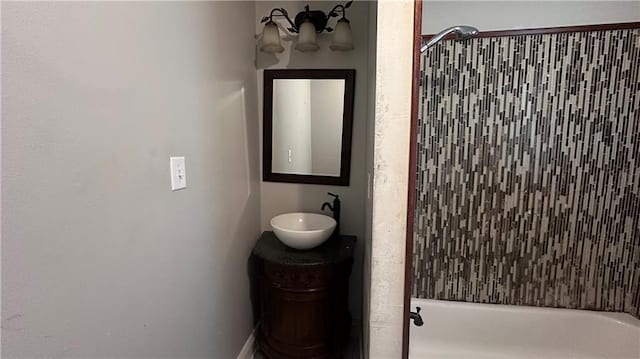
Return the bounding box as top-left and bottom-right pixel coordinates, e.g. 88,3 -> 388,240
170,156 -> 187,191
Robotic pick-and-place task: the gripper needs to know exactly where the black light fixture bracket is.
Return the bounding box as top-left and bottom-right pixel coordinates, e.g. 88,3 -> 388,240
260,1 -> 352,34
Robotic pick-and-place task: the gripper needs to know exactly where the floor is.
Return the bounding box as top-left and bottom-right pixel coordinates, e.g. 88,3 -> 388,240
254,334 -> 361,359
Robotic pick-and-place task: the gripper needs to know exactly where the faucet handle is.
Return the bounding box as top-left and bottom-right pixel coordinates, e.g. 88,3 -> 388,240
328,192 -> 339,199
415,306 -> 421,313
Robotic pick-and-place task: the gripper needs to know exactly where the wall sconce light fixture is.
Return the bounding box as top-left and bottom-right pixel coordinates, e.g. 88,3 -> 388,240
259,1 -> 354,54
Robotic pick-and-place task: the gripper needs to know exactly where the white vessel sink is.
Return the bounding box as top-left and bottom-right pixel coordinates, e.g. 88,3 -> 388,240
270,212 -> 336,250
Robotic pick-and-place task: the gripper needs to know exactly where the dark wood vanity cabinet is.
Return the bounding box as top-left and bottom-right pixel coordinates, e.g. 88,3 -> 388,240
250,231 -> 355,359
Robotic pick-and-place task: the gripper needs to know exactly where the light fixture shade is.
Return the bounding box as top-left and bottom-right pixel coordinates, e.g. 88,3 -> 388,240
261,22 -> 284,53
295,20 -> 319,52
330,18 -> 354,51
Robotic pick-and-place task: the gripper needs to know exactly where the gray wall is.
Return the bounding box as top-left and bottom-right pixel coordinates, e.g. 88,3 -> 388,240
2,2 -> 261,357
310,80 -> 344,177
422,1 -> 640,34
256,0 -> 371,323
272,79 -> 313,174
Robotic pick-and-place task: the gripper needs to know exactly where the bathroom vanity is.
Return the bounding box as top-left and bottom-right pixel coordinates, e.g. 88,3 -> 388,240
250,231 -> 355,359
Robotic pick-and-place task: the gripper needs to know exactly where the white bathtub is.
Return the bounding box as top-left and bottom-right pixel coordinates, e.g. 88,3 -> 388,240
409,299 -> 640,359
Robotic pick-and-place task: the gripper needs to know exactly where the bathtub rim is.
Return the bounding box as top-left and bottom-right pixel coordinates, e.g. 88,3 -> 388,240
409,298 -> 640,329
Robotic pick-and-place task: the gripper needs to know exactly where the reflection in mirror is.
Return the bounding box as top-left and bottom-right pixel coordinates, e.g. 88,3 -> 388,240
272,79 -> 345,177
263,69 -> 355,186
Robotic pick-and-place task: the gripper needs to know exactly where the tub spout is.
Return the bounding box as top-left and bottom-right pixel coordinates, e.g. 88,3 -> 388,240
409,306 -> 424,326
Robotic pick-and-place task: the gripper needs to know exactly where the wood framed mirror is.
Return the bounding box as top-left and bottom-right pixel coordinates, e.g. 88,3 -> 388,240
263,69 -> 355,186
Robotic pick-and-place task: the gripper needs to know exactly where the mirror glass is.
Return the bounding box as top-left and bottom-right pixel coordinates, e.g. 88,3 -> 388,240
263,69 -> 355,186
272,79 -> 345,177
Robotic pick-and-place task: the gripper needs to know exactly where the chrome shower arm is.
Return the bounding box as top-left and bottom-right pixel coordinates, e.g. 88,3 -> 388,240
420,26 -> 455,52
420,25 -> 479,53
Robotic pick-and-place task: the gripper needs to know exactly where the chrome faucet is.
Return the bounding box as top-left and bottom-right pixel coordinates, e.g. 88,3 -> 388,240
409,306 -> 424,326
321,192 -> 341,236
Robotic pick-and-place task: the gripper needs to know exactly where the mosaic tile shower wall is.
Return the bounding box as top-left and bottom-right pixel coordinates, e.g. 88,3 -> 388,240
412,28 -> 640,317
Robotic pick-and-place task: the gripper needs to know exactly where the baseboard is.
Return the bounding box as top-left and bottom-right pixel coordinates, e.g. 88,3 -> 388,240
236,329 -> 256,359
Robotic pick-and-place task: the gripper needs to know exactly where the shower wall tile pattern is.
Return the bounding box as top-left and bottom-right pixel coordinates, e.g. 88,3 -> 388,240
413,29 -> 640,317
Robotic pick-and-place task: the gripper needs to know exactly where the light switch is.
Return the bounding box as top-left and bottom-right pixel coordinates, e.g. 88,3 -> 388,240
170,156 -> 187,191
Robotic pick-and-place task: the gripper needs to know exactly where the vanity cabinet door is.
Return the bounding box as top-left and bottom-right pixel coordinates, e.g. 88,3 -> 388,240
256,261 -> 351,359
263,263 -> 332,358
250,232 -> 355,359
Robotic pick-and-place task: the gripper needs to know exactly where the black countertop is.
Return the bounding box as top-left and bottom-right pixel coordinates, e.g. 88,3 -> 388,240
252,231 -> 356,266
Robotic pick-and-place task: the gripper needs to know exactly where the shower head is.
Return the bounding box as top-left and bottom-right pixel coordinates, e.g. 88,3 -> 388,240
420,25 -> 479,53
